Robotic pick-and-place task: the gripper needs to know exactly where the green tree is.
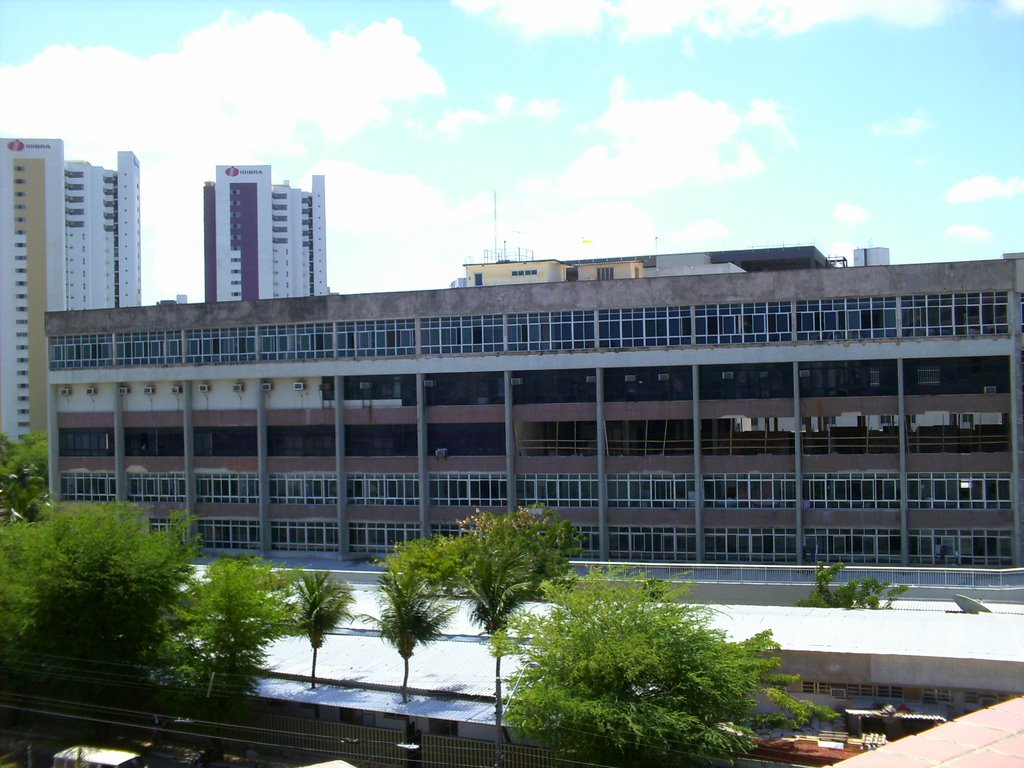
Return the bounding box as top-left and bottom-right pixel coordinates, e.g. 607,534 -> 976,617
371,563 -> 456,703
0,432 -> 51,523
796,562 -> 908,609
0,504 -> 194,703
172,557 -> 293,714
506,570 -> 833,767
293,571 -> 355,689
387,506 -> 581,598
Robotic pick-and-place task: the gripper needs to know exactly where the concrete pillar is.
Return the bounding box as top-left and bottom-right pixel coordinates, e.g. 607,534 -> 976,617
183,383 -> 196,540
692,365 -> 704,562
257,379 -> 270,556
114,385 -> 126,502
504,370 -> 516,512
897,358 -> 910,565
47,384 -> 60,500
417,372 -> 429,538
596,367 -> 608,560
335,375 -> 349,557
793,362 -> 804,564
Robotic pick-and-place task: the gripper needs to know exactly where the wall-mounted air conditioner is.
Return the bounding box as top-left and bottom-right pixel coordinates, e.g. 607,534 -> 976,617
293,381 -> 306,391
722,371 -> 734,380
143,385 -> 155,395
85,386 -> 97,396
261,381 -> 273,392
233,382 -> 245,393
657,373 -> 669,382
624,374 -> 637,382
830,688 -> 847,699
170,384 -> 183,394
510,377 -> 523,386
983,386 -> 997,394
118,385 -> 130,394
197,383 -> 210,393
59,386 -> 72,397
435,448 -> 448,459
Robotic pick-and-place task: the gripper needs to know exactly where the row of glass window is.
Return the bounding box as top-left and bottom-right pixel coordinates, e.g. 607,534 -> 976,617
49,291 -> 1010,369
173,517 -> 1012,565
60,470 -> 1014,510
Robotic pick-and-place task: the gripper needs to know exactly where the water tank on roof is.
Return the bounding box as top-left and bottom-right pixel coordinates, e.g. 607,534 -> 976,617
853,247 -> 890,267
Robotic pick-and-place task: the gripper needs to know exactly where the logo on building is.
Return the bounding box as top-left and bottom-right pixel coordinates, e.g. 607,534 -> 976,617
224,167 -> 264,177
7,140 -> 25,151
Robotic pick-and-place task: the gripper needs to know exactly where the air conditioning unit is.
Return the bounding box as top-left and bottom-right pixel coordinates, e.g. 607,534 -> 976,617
434,448 -> 448,459
293,381 -> 306,391
830,688 -> 847,700
197,383 -> 210,393
170,384 -> 183,394
657,373 -> 669,382
59,386 -> 72,397
143,385 -> 155,395
422,379 -> 435,388
510,377 -> 523,386
358,381 -> 372,390
261,381 -> 273,392
798,369 -> 811,378
585,375 -> 596,383
624,374 -> 637,383
85,386 -> 97,396
722,371 -> 734,380
118,384 -> 130,394
233,382 -> 245,393
983,385 -> 997,394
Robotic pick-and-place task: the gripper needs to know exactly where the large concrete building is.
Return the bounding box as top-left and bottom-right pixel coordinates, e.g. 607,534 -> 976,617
1,138 -> 140,439
44,247 -> 1023,566
203,165 -> 327,302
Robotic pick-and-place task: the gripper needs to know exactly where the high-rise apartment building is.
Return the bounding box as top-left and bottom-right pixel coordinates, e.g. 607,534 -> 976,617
0,138 -> 140,439
203,165 -> 327,302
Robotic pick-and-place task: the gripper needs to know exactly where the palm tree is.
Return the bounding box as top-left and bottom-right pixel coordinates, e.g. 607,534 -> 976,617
461,550 -> 535,768
293,571 -> 355,689
372,566 -> 455,703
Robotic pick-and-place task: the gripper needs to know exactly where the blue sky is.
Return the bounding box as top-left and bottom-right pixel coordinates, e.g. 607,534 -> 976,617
1,0 -> 1022,303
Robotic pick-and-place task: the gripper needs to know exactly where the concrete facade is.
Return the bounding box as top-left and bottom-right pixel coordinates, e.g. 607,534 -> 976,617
45,252 -> 1024,566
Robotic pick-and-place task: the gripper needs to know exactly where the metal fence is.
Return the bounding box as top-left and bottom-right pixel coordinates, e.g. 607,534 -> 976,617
574,562 -> 1024,589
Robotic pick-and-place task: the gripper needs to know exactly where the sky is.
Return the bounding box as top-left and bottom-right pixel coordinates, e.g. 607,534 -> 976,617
1,0 -> 1022,305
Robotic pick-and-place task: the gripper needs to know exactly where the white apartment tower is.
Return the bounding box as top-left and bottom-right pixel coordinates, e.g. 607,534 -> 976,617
203,165 -> 327,302
0,138 -> 140,439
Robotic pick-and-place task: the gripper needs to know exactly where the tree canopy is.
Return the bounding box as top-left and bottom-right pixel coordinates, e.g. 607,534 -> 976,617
0,432 -> 51,523
0,503 -> 195,703
388,506 -> 581,599
170,556 -> 294,712
294,571 -> 355,689
371,562 -> 456,703
506,570 -> 833,767
796,562 -> 909,609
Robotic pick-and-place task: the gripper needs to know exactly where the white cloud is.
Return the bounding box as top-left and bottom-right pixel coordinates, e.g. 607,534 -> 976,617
434,93 -> 563,137
464,0 -> 959,40
945,175 -> 1024,203
944,224 -> 992,242
871,110 -> 930,137
833,202 -> 870,226
0,11 -> 447,303
559,85 -> 788,198
436,109 -> 491,138
526,98 -> 563,119
745,99 -> 797,146
1001,0 -> 1024,13
453,0 -> 609,37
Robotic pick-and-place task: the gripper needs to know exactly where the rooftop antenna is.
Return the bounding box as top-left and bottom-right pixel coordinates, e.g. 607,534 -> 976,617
493,192 -> 498,258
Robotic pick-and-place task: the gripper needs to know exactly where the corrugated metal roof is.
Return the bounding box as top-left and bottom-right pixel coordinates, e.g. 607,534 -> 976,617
708,604 -> 1024,662
257,677 -> 498,725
